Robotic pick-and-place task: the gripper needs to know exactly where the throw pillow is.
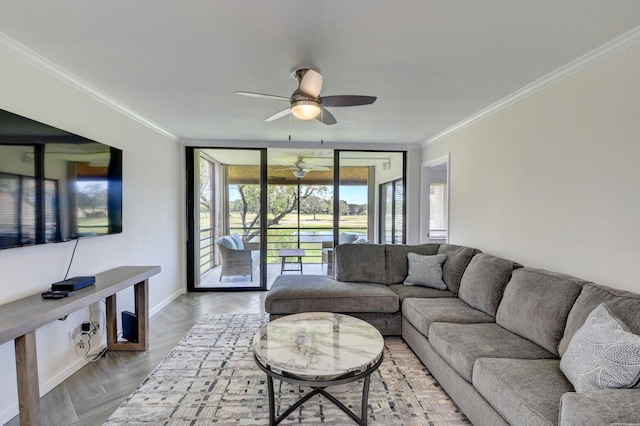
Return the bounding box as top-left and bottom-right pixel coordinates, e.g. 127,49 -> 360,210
230,234 -> 244,250
560,303 -> 640,393
338,232 -> 358,245
403,253 -> 448,290
217,236 -> 236,250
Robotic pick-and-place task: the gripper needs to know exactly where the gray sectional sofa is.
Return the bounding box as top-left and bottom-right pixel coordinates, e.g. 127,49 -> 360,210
265,243 -> 640,425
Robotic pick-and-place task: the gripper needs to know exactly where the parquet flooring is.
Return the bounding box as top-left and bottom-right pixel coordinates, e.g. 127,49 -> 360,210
5,290 -> 267,426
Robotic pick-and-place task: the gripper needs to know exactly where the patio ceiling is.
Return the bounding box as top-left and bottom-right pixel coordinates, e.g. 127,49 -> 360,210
228,165 -> 369,185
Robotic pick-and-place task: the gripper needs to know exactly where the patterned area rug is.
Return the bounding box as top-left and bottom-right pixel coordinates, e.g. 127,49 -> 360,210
105,314 -> 469,425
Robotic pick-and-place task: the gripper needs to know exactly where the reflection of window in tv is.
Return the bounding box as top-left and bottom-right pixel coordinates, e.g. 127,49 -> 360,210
0,172 -> 60,248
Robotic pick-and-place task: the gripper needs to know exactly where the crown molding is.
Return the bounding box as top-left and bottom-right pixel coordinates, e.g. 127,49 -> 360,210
0,32 -> 178,141
424,26 -> 640,147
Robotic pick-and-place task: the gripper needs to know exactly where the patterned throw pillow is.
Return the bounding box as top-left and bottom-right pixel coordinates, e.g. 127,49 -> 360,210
560,303 -> 640,393
403,253 -> 448,290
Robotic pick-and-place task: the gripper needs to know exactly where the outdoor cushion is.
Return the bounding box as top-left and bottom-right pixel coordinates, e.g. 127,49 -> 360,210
230,234 -> 244,250
217,235 -> 237,250
496,268 -> 585,356
428,322 -> 556,382
402,298 -> 494,337
338,232 -> 358,245
335,244 -> 387,284
560,303 -> 640,393
387,284 -> 455,302
458,253 -> 522,317
436,244 -> 481,294
265,275 -> 399,314
384,244 -> 440,284
403,253 -> 448,289
559,282 -> 640,356
473,358 -> 574,426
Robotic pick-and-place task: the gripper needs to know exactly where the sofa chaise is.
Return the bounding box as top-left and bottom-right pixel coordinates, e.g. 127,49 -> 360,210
265,243 -> 640,425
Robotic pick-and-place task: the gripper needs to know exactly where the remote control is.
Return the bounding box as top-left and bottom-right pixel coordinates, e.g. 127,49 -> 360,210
41,290 -> 73,299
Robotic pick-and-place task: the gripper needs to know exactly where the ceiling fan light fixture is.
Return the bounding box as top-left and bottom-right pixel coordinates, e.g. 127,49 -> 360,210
293,169 -> 307,178
290,99 -> 321,120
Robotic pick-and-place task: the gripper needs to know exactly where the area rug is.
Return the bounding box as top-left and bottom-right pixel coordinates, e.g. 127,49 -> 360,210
105,314 -> 469,425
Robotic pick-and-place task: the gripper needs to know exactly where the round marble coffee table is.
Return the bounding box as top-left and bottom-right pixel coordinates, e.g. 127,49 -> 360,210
252,312 -> 384,426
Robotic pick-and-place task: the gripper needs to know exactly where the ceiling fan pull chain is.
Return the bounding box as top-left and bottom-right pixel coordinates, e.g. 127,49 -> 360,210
289,111 -> 292,141
321,108 -> 324,145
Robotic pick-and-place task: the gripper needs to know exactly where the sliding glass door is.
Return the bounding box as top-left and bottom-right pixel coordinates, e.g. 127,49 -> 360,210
186,148 -> 266,290
186,147 -> 405,289
335,150 -> 405,247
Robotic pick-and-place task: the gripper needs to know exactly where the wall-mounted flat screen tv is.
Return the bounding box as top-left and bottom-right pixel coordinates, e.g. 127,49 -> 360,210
0,108 -> 122,250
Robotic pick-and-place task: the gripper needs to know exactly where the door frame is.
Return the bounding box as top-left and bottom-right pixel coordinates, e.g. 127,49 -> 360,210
185,147 -> 268,292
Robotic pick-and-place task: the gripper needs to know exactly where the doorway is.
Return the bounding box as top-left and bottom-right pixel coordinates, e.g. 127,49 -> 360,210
186,147 -> 406,290
421,155 -> 449,243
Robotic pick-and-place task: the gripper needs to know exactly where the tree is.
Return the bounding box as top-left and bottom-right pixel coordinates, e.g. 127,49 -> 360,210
301,195 -> 330,220
338,199 -> 350,216
234,184 -> 324,241
199,159 -> 212,217
77,183 -> 107,216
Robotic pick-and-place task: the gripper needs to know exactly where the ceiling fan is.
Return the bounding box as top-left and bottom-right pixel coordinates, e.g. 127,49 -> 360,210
275,156 -> 330,178
235,67 -> 376,125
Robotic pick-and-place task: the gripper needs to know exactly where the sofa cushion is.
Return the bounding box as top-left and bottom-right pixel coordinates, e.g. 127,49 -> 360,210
230,234 -> 244,250
473,358 -> 574,426
217,235 -> 237,249
265,275 -> 399,314
387,284 -> 455,302
402,298 -> 494,337
560,303 -> 640,393
429,322 -> 556,382
384,244 -> 440,284
335,244 -> 387,284
403,253 -> 448,289
436,244 -> 482,294
559,389 -> 640,425
458,254 -> 522,317
496,268 -> 585,356
559,282 -> 640,356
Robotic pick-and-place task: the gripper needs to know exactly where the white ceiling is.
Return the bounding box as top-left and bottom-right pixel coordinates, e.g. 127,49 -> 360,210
1,1 -> 639,145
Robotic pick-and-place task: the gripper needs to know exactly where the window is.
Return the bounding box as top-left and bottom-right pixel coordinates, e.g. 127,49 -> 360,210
379,178 -> 405,244
0,172 -> 59,247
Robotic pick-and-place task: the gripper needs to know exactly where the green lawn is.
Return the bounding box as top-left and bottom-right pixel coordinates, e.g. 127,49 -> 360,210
203,212 -> 368,263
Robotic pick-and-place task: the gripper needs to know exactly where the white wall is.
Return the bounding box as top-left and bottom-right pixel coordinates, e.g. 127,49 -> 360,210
424,43 -> 640,293
0,48 -> 184,422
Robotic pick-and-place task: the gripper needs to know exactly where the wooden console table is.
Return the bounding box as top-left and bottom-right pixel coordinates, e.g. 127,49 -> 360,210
0,265 -> 161,426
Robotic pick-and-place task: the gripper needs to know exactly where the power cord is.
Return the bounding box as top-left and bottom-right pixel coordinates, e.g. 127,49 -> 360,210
76,303 -> 108,361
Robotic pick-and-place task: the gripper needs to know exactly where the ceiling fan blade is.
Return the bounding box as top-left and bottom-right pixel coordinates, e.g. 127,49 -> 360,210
310,166 -> 330,171
299,69 -> 323,98
265,107 -> 291,122
321,95 -> 377,107
235,91 -> 290,102
316,108 -> 337,125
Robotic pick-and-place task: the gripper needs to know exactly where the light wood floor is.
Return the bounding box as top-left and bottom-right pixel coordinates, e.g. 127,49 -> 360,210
6,291 -> 267,426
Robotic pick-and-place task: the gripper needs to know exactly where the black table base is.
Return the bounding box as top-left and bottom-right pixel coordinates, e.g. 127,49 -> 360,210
254,353 -> 384,426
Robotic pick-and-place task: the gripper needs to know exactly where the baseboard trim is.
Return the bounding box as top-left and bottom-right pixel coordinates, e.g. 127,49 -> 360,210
150,288 -> 186,317
0,343 -> 107,425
